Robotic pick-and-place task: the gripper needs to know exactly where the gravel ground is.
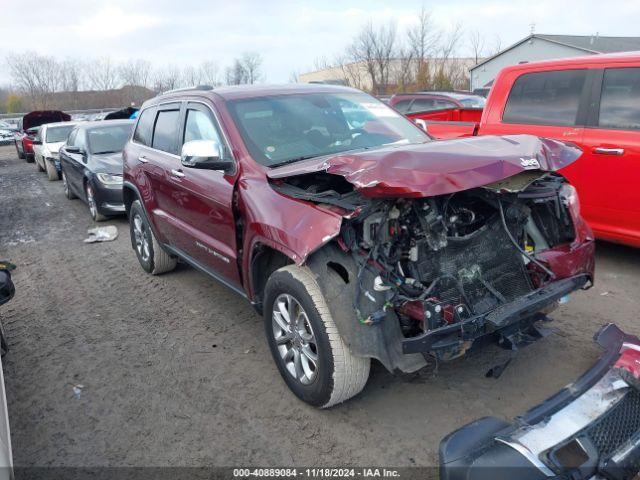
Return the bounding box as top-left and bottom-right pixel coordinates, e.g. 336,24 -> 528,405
1,144 -> 639,469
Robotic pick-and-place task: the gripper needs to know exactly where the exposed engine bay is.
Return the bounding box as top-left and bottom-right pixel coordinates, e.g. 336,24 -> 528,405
273,170 -> 584,363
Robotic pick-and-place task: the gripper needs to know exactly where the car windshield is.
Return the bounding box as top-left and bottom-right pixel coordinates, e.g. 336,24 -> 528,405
227,92 -> 430,167
46,125 -> 75,143
87,124 -> 133,154
459,96 -> 486,108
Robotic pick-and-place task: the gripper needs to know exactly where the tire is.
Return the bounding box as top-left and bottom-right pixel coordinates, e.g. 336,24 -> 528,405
45,160 -> 59,181
85,182 -> 107,222
0,319 -> 8,357
15,142 -> 24,160
62,171 -> 76,199
129,200 -> 177,275
264,265 -> 370,408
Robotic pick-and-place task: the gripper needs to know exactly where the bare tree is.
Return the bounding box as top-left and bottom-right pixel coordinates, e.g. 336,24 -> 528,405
86,57 -> 120,91
225,59 -> 246,85
372,22 -> 397,93
199,61 -> 220,86
407,6 -> 439,89
6,52 -> 60,108
489,34 -> 503,56
468,29 -> 485,64
348,22 -> 380,93
153,65 -> 182,92
181,65 -> 202,87
241,52 -> 263,84
119,59 -> 151,88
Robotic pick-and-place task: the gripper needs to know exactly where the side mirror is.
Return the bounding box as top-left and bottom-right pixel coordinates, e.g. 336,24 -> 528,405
65,146 -> 85,155
181,140 -> 233,172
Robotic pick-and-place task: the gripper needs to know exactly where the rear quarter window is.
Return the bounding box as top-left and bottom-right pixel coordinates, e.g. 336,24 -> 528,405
598,67 -> 640,130
503,69 -> 587,126
133,107 -> 155,146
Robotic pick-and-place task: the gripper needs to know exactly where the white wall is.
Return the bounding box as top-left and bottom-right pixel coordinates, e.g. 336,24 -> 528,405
470,38 -> 594,90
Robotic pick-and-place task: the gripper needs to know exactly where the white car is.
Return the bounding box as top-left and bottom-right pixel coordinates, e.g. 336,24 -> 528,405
33,122 -> 79,180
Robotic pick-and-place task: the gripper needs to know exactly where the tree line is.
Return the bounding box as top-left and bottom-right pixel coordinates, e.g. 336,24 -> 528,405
301,7 -> 501,94
1,52 -> 263,113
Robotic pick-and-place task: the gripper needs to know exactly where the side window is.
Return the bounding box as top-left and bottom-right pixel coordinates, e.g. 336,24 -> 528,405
183,108 -> 223,145
393,99 -> 412,113
409,99 -> 436,112
75,130 -> 86,150
598,68 -> 640,130
503,69 -> 587,126
152,109 -> 180,154
133,107 -> 155,146
67,129 -> 77,146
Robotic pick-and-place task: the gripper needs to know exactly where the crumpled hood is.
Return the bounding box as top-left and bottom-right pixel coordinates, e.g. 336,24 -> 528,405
267,135 -> 582,198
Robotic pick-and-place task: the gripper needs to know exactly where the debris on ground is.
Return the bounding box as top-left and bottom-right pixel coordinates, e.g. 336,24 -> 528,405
84,226 -> 118,243
72,384 -> 84,399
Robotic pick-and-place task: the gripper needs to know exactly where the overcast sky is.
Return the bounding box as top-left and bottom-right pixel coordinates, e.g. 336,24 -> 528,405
1,0 -> 638,86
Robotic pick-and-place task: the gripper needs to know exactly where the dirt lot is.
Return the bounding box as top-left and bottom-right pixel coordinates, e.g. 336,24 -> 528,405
1,144 -> 639,468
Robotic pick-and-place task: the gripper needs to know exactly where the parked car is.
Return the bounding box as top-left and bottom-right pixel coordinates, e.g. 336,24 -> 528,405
59,120 -> 134,221
122,84 -> 594,408
0,126 -> 13,146
410,52 -> 640,248
472,87 -> 491,97
390,91 -> 486,114
33,122 -> 80,180
14,111 -> 70,162
440,323 -> 640,480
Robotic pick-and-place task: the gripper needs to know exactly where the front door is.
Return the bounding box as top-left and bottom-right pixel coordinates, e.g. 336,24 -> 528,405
169,102 -> 241,287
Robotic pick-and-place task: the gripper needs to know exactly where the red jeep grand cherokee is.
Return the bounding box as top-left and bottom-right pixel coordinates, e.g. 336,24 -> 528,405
123,84 -> 595,408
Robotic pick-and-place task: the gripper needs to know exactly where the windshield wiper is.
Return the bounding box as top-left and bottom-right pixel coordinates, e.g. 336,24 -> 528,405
269,155 -> 320,168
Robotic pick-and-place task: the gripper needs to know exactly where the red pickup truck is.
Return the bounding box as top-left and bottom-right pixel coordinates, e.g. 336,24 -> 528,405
410,52 -> 640,248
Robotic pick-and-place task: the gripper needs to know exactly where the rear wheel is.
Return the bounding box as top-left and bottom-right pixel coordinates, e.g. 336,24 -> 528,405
45,160 -> 59,181
15,142 -> 24,160
85,183 -> 107,222
264,265 -> 370,408
129,200 -> 177,275
62,171 -> 76,199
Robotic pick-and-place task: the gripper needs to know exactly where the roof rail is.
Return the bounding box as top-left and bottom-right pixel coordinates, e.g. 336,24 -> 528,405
161,85 -> 215,95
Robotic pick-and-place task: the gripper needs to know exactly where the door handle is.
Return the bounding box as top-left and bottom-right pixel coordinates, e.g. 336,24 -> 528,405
593,147 -> 624,155
170,169 -> 185,178
137,155 -> 148,163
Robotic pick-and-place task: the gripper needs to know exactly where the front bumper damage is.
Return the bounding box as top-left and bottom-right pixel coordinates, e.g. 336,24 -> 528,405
439,324 -> 640,480
402,274 -> 589,357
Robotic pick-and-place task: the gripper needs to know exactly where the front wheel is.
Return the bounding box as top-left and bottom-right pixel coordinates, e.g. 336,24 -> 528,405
85,183 -> 107,222
129,200 -> 177,275
264,265 -> 370,408
62,171 -> 76,199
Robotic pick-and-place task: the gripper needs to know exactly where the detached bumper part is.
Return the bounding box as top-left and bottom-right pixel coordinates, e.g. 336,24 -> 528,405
439,324 -> 640,480
402,275 -> 589,356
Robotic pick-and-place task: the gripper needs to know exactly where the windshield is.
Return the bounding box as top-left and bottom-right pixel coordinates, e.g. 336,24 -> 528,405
459,96 -> 486,108
46,125 -> 75,143
227,92 -> 430,167
87,124 -> 133,154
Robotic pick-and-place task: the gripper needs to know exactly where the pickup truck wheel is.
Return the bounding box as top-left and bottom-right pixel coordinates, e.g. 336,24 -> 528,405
129,200 -> 177,275
45,160 -> 59,181
264,265 -> 370,408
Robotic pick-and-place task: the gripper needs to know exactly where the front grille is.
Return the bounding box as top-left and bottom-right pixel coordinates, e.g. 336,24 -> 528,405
586,389 -> 640,458
416,215 -> 533,314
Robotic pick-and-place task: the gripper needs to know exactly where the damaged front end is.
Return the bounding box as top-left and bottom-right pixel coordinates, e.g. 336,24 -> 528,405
269,135 -> 595,373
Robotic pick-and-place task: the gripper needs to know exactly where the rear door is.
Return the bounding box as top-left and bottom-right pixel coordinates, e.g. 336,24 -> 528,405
169,101 -> 241,287
483,68 -> 590,143
573,67 -> 640,243
137,103 -> 184,244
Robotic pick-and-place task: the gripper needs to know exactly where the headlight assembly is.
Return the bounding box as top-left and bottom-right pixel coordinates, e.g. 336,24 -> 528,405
96,173 -> 123,187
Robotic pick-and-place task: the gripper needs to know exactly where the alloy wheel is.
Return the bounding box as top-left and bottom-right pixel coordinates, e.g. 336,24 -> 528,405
272,293 -> 319,385
86,185 -> 98,219
133,214 -> 150,263
63,173 -> 69,196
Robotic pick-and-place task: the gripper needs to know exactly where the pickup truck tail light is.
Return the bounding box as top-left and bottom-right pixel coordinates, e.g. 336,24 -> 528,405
561,183 -> 580,218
